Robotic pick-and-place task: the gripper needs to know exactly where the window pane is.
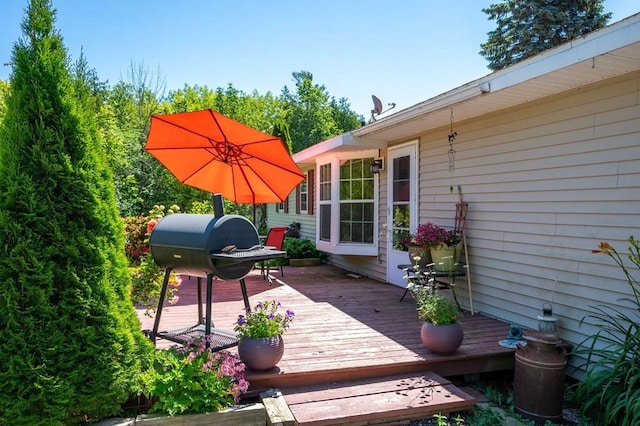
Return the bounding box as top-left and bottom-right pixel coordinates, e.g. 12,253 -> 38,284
339,221 -> 351,242
340,180 -> 350,200
364,223 -> 374,243
351,180 -> 362,199
392,205 -> 410,250
393,155 -> 410,202
352,204 -> 362,221
340,160 -> 350,179
363,178 -> 374,199
320,204 -> 331,241
320,163 -> 331,201
351,158 -> 363,179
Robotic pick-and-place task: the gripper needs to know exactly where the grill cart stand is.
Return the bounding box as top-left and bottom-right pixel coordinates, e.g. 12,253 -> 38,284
149,248 -> 286,350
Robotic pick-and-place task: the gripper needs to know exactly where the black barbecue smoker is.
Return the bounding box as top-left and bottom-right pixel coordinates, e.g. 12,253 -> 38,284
147,194 -> 286,349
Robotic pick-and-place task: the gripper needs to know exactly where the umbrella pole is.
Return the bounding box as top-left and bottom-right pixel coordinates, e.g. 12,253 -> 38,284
253,204 -> 257,227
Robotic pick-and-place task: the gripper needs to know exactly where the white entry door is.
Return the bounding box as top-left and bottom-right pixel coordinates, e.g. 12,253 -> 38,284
386,142 -> 418,287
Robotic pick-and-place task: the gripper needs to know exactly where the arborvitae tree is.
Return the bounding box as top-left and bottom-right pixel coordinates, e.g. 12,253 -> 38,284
0,1 -> 152,424
480,0 -> 611,71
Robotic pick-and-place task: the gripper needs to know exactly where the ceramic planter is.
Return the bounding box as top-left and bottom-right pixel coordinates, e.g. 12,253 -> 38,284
420,322 -> 463,354
238,335 -> 284,370
407,245 -> 431,267
429,242 -> 463,272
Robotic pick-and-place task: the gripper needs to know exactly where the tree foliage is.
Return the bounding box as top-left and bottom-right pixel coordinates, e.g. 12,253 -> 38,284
0,1 -> 151,423
480,0 -> 611,71
282,70 -> 362,153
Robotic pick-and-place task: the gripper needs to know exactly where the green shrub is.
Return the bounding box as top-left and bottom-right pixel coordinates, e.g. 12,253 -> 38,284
283,237 -> 321,259
573,237 -> 640,425
142,337 -> 248,416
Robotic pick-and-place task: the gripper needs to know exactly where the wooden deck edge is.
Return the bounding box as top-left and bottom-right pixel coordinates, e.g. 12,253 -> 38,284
246,353 -> 515,392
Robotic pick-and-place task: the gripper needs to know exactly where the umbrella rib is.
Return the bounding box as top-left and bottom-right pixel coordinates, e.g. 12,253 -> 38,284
234,157 -> 295,202
207,110 -> 279,146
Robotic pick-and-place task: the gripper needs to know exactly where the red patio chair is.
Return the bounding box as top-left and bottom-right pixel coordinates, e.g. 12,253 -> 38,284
261,226 -> 288,279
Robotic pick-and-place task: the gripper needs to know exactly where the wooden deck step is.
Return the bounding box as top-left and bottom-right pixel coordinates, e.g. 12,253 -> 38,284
279,371 -> 476,426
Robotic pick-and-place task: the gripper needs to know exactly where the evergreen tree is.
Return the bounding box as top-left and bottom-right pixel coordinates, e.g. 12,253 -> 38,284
0,1 -> 152,424
480,0 -> 611,71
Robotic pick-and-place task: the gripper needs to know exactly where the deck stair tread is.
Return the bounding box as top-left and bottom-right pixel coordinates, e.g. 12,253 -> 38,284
279,371 -> 476,426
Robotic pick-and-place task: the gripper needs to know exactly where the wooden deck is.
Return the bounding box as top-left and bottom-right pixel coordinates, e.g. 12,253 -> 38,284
137,264 -> 515,424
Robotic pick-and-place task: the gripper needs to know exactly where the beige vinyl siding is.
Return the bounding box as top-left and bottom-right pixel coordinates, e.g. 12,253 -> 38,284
413,71 -> 640,374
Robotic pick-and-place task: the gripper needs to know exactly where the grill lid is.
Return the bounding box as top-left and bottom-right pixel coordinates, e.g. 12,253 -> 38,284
149,213 -> 262,279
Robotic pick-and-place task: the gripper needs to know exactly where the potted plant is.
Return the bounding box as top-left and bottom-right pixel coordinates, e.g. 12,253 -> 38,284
417,223 -> 462,272
234,300 -> 295,370
406,263 -> 463,353
404,222 -> 450,268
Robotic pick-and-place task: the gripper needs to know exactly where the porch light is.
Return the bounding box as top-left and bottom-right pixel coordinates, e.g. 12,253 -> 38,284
369,159 -> 384,174
537,302 -> 558,334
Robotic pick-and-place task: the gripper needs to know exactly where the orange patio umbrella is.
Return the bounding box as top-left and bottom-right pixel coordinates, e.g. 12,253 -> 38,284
145,109 -> 305,204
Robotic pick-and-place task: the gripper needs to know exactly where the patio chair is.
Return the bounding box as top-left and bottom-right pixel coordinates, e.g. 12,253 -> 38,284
261,226 -> 288,279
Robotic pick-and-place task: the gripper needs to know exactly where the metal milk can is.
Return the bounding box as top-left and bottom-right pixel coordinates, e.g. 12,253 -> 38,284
514,331 -> 567,424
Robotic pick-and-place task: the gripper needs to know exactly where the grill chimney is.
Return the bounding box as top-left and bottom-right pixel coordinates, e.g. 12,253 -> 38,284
212,193 -> 224,218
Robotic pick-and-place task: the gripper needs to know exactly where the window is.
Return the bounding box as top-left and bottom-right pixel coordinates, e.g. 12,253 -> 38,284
319,163 -> 331,241
316,155 -> 378,256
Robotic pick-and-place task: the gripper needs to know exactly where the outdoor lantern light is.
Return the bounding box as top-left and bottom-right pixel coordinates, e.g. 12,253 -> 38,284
370,159 -> 383,174
537,302 -> 559,334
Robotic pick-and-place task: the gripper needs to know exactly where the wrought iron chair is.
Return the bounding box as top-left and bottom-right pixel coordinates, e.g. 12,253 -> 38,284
261,226 -> 288,279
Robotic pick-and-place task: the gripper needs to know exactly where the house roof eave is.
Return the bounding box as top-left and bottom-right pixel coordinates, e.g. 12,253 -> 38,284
292,132 -> 387,165
352,12 -> 640,144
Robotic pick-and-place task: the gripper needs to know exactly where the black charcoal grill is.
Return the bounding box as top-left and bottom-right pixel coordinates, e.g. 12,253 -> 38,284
147,194 -> 286,348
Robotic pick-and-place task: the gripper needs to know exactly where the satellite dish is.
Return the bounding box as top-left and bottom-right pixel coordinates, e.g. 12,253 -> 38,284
369,95 -> 396,123
372,95 -> 383,115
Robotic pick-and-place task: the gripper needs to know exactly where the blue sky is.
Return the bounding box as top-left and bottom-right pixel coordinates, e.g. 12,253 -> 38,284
1,1 -> 638,118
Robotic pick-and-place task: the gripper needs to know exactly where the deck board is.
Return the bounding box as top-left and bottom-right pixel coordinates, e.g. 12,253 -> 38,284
281,372 -> 476,426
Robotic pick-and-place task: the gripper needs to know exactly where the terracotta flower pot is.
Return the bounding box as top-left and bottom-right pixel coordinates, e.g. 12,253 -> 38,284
420,322 -> 463,354
238,335 -> 284,370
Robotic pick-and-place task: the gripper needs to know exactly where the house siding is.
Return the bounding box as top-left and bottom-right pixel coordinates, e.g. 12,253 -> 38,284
412,71 -> 640,373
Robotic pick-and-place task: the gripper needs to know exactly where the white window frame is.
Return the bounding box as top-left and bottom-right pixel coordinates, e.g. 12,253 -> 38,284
315,150 -> 379,256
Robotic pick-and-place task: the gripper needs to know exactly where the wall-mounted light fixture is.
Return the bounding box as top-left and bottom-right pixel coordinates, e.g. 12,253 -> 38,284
370,158 -> 384,174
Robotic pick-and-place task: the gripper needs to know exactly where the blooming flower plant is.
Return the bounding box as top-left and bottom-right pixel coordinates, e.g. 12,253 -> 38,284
234,300 -> 295,339
404,257 -> 460,325
404,222 -> 460,247
141,335 -> 249,416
